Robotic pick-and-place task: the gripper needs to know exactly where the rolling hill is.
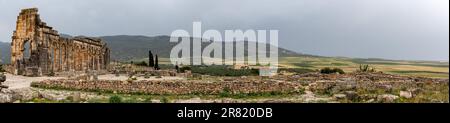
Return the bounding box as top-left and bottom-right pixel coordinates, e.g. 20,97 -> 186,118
100,35 -> 313,61
0,35 -> 314,63
0,41 -> 10,64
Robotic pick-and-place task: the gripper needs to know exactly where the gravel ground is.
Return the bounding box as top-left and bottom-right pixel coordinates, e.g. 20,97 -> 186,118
3,73 -> 64,89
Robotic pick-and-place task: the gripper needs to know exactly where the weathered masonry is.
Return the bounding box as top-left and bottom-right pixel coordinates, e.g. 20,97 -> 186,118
10,8 -> 110,76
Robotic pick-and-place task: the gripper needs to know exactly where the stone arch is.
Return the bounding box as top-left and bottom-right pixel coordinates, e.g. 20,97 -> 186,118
23,39 -> 31,59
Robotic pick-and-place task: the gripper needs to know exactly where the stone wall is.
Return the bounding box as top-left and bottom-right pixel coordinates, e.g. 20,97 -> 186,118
31,80 -> 303,95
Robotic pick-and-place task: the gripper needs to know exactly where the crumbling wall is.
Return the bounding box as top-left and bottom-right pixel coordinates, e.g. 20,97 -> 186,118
10,8 -> 110,76
31,80 -> 303,95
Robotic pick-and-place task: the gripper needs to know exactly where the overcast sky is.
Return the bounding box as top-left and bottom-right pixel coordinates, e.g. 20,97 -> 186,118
0,0 -> 448,61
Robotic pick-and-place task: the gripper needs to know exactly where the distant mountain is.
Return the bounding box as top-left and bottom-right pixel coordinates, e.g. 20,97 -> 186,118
0,41 -> 10,64
0,35 -> 314,63
100,35 -> 314,61
59,33 -> 73,38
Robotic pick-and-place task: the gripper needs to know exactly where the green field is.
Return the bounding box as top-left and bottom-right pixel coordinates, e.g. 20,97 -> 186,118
129,56 -> 449,78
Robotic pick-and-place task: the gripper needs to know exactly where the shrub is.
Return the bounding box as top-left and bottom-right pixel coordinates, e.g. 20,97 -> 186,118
219,87 -> 232,97
160,97 -> 169,103
190,65 -> 258,76
320,67 -> 333,74
134,61 -> 148,66
320,67 -> 345,74
109,95 -> 122,103
332,68 -> 345,74
278,68 -> 314,74
123,98 -> 139,103
0,64 -> 5,72
179,66 -> 192,73
144,97 -> 153,103
297,87 -> 306,94
65,96 -> 74,102
358,64 -> 376,73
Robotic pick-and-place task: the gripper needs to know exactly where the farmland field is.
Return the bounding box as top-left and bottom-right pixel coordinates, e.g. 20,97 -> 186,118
129,56 -> 448,78
279,57 -> 449,78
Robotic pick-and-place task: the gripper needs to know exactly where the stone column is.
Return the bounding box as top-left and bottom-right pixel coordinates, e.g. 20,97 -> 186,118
97,55 -> 100,70
55,47 -> 60,72
84,50 -> 88,71
52,47 -> 57,72
61,46 -> 66,71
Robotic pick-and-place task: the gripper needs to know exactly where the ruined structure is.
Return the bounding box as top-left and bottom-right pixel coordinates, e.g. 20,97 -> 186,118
10,8 -> 110,76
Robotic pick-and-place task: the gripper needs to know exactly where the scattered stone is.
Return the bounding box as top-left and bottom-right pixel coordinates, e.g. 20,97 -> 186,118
400,91 -> 413,98
377,84 -> 392,91
344,91 -> 359,101
72,92 -> 81,102
0,93 -> 13,103
12,88 -> 38,101
366,99 -> 375,103
333,94 -> 346,100
2,69 -> 448,103
0,73 -> 6,83
0,89 -> 17,103
408,88 -> 423,96
377,94 -> 399,103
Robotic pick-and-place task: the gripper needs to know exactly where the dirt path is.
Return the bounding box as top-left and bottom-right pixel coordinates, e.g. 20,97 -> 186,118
3,73 -> 64,89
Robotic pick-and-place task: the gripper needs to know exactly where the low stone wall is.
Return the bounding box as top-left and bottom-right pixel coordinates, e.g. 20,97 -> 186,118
31,80 -> 303,95
309,80 -> 449,100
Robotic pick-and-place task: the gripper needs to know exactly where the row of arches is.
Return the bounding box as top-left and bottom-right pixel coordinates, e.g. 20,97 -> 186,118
45,38 -> 110,72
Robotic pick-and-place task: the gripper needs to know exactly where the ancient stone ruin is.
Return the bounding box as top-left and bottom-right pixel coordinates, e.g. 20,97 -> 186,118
9,8 -> 110,76
0,73 -> 6,90
31,79 -> 302,95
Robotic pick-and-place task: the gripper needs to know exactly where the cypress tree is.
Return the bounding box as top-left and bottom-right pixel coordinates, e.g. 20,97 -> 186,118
149,50 -> 154,67
154,54 -> 159,70
175,64 -> 179,73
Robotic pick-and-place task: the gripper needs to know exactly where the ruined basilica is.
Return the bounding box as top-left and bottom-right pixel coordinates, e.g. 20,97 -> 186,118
9,8 -> 110,76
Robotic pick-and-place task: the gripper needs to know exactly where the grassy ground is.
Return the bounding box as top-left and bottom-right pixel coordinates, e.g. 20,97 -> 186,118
28,90 -> 301,103
279,57 -> 449,78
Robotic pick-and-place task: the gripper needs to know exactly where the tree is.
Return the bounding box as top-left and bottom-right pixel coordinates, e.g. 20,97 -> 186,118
0,64 -> 5,72
320,67 -> 345,74
148,50 -> 154,67
357,64 -> 376,73
154,54 -> 160,70
175,64 -> 179,73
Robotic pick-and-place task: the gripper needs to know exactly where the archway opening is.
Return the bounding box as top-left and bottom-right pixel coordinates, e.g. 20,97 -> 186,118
23,40 -> 31,59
